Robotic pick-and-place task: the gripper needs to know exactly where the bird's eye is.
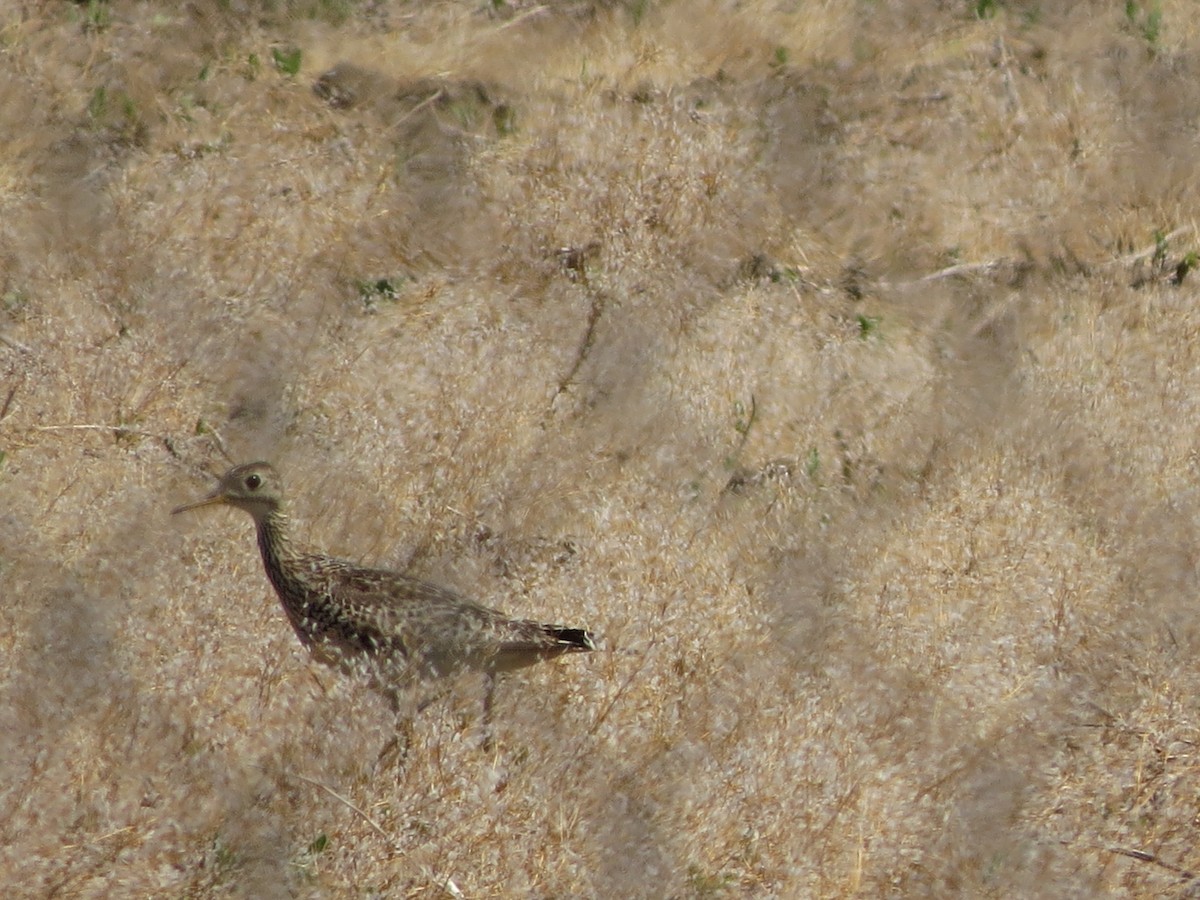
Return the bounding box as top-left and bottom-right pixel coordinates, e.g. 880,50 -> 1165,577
245,474 -> 262,490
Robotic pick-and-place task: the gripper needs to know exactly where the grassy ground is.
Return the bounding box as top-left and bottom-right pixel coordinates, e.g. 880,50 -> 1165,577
3,0 -> 1200,895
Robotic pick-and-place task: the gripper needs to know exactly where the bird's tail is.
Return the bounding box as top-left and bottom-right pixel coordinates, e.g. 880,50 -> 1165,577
547,626 -> 597,652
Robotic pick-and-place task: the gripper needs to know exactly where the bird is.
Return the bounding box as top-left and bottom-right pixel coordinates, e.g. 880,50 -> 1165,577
172,461 -> 597,724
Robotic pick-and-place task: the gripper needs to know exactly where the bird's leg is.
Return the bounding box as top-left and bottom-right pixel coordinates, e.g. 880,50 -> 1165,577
415,683 -> 451,715
378,683 -> 448,766
480,672 -> 496,752
376,719 -> 413,771
376,689 -> 415,771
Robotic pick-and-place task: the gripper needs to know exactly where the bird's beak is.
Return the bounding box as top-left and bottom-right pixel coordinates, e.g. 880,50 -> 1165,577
172,490 -> 227,516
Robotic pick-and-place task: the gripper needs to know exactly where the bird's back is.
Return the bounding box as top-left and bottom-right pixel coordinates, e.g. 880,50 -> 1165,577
274,552 -> 594,682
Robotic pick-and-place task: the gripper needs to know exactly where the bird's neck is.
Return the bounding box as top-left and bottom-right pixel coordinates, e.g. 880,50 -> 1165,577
254,509 -> 305,596
253,508 -> 330,650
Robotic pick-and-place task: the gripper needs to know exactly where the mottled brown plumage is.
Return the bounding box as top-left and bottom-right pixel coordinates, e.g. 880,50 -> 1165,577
173,462 -> 596,706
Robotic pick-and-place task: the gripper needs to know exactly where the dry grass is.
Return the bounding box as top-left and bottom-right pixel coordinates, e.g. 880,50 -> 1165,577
3,0 -> 1200,895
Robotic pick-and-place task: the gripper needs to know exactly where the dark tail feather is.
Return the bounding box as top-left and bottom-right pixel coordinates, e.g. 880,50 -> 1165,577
547,626 -> 597,651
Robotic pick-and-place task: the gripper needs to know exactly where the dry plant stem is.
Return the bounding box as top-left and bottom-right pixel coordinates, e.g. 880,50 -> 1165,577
487,5 -> 549,34
1109,225 -> 1195,268
30,423 -> 182,458
888,224 -> 1196,289
32,423 -> 168,439
287,770 -> 395,847
0,333 -> 32,353
388,89 -> 446,132
908,259 -> 1013,284
553,289 -> 607,408
0,380 -> 19,421
1106,846 -> 1197,881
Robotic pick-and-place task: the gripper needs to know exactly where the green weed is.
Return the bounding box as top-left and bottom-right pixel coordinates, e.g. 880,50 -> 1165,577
357,277 -> 403,312
857,314 -> 882,339
272,47 -> 303,77
1125,1 -> 1163,49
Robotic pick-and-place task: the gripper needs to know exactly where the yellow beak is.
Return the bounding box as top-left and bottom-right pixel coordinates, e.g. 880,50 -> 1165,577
171,492 -> 228,515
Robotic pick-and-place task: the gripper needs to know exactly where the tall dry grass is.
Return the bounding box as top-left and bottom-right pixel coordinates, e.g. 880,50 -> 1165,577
3,0 -> 1200,895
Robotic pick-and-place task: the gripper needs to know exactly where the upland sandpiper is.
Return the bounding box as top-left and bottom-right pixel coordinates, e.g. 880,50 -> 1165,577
173,462 -> 597,719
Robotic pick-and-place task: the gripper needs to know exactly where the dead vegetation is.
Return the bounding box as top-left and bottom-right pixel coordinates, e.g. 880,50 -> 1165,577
3,0 -> 1200,895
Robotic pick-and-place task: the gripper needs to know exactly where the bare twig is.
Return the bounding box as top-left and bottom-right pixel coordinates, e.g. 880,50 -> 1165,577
29,423 -> 182,460
995,37 -> 1024,121
584,638 -> 656,743
289,771 -> 394,844
732,394 -> 757,458
291,771 -> 468,897
910,259 -> 1012,284
60,825 -> 137,851
874,259 -> 1013,291
387,88 -> 446,132
1109,225 -> 1194,268
196,422 -> 233,463
490,4 -> 548,33
0,379 -> 20,422
0,333 -> 32,354
896,91 -> 949,105
32,423 -> 160,438
552,289 -> 606,410
1107,845 -> 1197,881
878,225 -> 1196,290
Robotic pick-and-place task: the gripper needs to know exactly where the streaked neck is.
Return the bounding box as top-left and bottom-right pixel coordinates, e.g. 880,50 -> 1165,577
255,509 -> 303,589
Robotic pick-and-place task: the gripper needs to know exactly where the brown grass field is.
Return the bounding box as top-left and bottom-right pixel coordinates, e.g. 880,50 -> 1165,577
3,0 -> 1200,895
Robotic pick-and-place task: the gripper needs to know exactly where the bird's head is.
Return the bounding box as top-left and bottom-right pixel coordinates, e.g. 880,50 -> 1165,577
173,461 -> 284,523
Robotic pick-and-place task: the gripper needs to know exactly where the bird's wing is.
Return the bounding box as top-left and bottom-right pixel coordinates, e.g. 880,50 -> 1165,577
312,558 -> 594,673
311,561 -> 510,667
